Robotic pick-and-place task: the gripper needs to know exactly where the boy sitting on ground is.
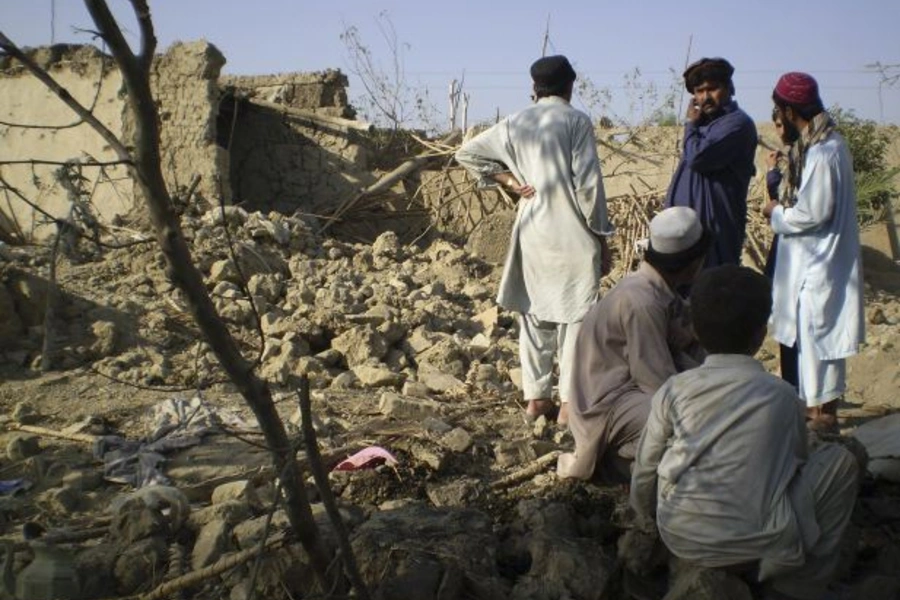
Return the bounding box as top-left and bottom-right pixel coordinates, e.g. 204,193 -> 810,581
630,265 -> 858,600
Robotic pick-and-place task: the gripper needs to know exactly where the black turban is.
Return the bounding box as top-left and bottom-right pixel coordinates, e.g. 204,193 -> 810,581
530,55 -> 577,87
683,57 -> 734,92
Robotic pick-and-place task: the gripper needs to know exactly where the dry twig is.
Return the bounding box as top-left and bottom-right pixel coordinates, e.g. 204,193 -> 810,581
120,534 -> 286,600
491,451 -> 562,490
298,377 -> 372,600
9,424 -> 97,444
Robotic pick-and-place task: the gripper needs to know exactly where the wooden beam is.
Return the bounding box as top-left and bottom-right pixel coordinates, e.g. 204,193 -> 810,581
246,98 -> 374,133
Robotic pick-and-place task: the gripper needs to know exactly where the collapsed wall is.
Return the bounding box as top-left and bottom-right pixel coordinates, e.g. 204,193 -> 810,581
220,71 -> 373,216
0,43 -> 370,242
0,45 -> 129,242
221,70 -> 353,118
142,41 -> 231,207
0,42 -> 230,240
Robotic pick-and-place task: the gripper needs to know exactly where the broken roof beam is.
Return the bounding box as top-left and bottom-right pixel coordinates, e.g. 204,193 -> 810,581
246,98 -> 374,133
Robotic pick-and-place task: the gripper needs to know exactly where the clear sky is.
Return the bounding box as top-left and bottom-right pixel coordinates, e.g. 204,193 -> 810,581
2,1 -> 899,128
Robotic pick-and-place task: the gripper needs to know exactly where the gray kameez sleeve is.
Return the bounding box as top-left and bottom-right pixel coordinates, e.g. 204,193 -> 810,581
630,383 -> 674,529
570,115 -> 614,236
454,120 -> 514,188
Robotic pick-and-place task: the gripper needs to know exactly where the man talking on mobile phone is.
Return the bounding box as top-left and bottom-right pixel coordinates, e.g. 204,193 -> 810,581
664,58 -> 757,268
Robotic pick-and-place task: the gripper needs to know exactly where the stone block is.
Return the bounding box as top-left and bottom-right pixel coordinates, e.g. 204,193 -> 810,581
379,392 -> 441,420
331,326 -> 389,367
418,370 -> 465,394
441,427 -> 473,453
192,519 -> 232,570
353,364 -> 404,389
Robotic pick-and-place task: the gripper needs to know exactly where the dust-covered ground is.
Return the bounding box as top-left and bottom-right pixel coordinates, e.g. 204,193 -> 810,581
0,209 -> 898,600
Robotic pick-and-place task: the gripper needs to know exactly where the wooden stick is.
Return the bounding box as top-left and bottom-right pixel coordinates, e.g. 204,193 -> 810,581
121,534 -> 286,600
320,130 -> 462,232
297,378 -> 372,600
409,132 -> 458,155
597,137 -> 663,168
9,424 -> 96,444
246,98 -> 373,133
744,230 -> 767,271
491,451 -> 562,489
494,185 -> 517,210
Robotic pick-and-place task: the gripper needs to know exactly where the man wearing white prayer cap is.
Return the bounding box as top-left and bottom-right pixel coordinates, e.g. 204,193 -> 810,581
559,206 -> 709,481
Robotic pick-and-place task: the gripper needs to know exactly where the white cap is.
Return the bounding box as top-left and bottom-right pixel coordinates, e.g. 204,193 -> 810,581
648,207 -> 703,254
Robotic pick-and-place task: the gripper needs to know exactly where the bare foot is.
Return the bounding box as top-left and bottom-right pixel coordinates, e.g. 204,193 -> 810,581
807,414 -> 839,434
526,399 -> 556,420
806,401 -> 839,434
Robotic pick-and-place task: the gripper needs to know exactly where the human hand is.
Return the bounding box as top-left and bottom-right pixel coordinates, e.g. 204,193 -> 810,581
763,200 -> 779,220
492,172 -> 534,199
766,150 -> 782,170
600,237 -> 614,276
686,101 -> 702,124
618,526 -> 662,576
512,183 -> 535,199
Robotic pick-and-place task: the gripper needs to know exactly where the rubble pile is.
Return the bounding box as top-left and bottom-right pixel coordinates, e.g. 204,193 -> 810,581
0,210 -> 899,600
0,207 -> 526,400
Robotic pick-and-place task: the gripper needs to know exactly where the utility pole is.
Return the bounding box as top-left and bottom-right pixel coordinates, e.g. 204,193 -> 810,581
541,14 -> 550,57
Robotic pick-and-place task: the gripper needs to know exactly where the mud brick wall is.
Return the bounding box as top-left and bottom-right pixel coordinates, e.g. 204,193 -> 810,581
0,42 -> 230,240
0,45 -> 130,241
0,43 -> 368,237
226,99 -> 372,215
139,40 -> 231,206
221,70 -> 353,118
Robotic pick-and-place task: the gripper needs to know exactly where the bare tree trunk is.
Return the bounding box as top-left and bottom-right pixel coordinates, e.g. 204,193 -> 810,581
1,2 -> 343,594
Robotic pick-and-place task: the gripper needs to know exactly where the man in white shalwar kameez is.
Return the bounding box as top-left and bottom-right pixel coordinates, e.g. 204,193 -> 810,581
763,72 -> 865,431
630,266 -> 859,600
455,55 -> 614,425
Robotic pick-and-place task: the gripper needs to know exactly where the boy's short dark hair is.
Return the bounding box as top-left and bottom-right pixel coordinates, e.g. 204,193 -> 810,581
690,265 -> 772,354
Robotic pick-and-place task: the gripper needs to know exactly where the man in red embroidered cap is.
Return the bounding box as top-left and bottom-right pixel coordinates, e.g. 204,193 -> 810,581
665,57 -> 758,267
763,72 -> 865,432
456,55 -> 614,425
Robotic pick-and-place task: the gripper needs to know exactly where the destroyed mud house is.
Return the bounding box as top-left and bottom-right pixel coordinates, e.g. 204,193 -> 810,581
0,39 -> 899,600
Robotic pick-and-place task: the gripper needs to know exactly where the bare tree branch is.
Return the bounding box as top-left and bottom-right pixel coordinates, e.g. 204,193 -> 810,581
0,172 -> 150,249
130,0 -> 157,69
4,4 -> 342,593
0,159 -> 131,168
79,1 -> 342,593
0,49 -> 110,130
83,0 -> 138,73
298,378 -> 372,600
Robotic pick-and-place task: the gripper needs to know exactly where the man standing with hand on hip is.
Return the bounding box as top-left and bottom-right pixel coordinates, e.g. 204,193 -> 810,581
455,55 -> 614,425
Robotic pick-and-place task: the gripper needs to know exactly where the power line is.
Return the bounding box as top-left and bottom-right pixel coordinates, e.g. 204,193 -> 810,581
401,68 -> 891,77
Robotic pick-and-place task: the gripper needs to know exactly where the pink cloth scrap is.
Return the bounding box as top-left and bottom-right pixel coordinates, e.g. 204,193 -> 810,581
333,446 -> 399,471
